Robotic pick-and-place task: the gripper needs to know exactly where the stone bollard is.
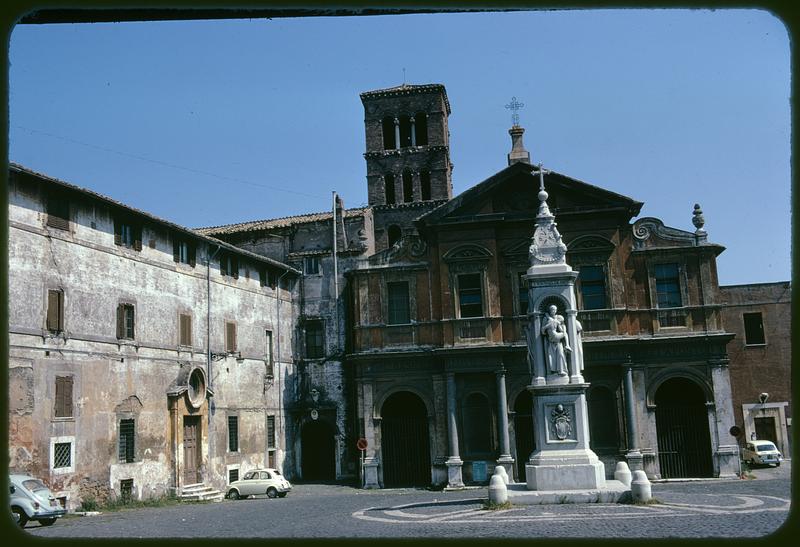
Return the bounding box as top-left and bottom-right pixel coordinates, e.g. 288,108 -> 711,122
614,461 -> 632,487
630,470 -> 651,502
488,473 -> 508,505
495,465 -> 510,485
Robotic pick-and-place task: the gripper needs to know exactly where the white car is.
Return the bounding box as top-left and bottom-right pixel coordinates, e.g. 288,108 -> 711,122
226,468 -> 292,499
742,440 -> 783,467
9,474 -> 67,528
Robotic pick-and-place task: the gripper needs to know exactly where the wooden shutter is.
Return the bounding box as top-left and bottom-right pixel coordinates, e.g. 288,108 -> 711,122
46,195 -> 70,230
128,305 -> 135,339
116,304 -> 124,338
180,314 -> 192,346
173,238 -> 180,262
220,256 -> 228,277
114,219 -> 122,246
47,290 -> 62,332
226,322 -> 237,352
133,226 -> 142,251
55,376 -> 73,418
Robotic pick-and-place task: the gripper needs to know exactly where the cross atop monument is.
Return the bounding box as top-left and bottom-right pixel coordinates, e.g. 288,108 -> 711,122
505,96 -> 524,127
531,162 -> 551,192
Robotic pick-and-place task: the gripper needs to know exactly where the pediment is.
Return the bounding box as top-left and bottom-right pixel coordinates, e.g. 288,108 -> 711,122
443,243 -> 493,262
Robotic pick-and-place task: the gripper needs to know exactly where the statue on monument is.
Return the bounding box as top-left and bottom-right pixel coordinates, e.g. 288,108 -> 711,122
541,304 -> 571,376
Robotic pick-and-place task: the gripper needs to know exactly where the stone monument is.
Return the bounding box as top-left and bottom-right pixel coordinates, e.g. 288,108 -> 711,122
523,164 -> 606,491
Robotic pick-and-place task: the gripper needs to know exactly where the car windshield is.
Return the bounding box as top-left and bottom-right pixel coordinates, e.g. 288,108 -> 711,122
756,443 -> 777,451
21,479 -> 48,492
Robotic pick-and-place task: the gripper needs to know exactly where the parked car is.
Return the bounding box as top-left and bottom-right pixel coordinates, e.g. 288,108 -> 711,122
742,440 -> 783,467
226,468 -> 292,499
9,474 -> 67,528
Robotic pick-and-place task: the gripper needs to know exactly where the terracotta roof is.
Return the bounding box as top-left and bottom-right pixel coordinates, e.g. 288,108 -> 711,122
360,83 -> 451,115
196,207 -> 370,235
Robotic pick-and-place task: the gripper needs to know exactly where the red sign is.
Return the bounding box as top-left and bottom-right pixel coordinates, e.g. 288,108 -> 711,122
356,437 -> 368,451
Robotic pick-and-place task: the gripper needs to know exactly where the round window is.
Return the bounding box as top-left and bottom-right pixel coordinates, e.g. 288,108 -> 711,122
187,368 -> 206,408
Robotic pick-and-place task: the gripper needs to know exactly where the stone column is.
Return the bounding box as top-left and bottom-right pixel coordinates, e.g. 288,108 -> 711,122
710,359 -> 739,478
445,372 -> 464,489
623,365 -> 643,472
410,116 -> 417,146
360,381 -> 380,488
495,367 -> 515,478
393,118 -> 401,150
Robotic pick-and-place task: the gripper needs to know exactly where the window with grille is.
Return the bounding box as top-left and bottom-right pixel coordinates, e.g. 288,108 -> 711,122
116,303 -> 135,340
114,218 -> 142,251
579,265 -> 607,310
267,415 -> 276,449
46,193 -> 70,230
228,416 -> 239,452
47,289 -> 65,333
120,479 -> 133,503
743,312 -> 766,345
54,376 -> 73,418
654,263 -> 682,308
387,282 -> 410,325
173,238 -> 196,266
179,314 -> 192,347
228,468 -> 239,483
518,272 -> 529,316
458,273 -> 483,318
118,419 -> 135,463
265,330 -> 274,374
53,442 -> 71,469
225,321 -> 237,352
305,320 -> 324,359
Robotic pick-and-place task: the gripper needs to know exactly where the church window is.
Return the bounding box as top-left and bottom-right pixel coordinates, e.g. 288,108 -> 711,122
387,225 -> 402,247
463,393 -> 492,455
399,115 -> 413,147
420,171 -> 431,201
402,171 -> 413,203
457,273 -> 483,318
382,117 -> 396,149
578,265 -> 607,310
385,174 -> 396,204
414,112 -> 428,145
743,312 -> 765,345
654,263 -> 681,308
387,281 -> 411,325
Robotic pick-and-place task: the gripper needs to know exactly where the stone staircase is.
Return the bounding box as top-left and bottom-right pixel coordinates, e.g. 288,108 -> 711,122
179,483 -> 225,502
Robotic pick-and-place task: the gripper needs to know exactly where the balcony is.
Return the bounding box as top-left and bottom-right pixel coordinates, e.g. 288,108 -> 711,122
454,318 -> 489,342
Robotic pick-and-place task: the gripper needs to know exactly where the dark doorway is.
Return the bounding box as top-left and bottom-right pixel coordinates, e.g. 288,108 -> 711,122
183,416 -> 201,484
381,392 -> 431,487
655,378 -> 713,478
755,416 -> 778,444
301,419 -> 336,481
513,393 -> 534,482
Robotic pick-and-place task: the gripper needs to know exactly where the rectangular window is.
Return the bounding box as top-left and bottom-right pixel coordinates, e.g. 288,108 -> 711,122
179,314 -> 192,347
118,419 -> 135,463
228,468 -> 239,483
267,415 -> 276,449
265,330 -> 274,373
518,272 -> 529,316
303,256 -> 321,275
743,312 -> 766,345
579,265 -> 607,310
387,281 -> 411,325
654,263 -> 682,308
225,321 -> 237,352
53,442 -> 71,469
114,218 -> 142,251
260,268 -> 278,288
305,320 -> 324,359
228,416 -> 239,452
173,238 -> 196,267
46,193 -> 70,230
47,289 -> 65,333
458,273 -> 483,318
54,375 -> 73,418
116,303 -> 135,340
220,253 -> 239,279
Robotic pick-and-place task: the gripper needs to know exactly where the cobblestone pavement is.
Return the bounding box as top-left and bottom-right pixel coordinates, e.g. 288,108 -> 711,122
19,461 -> 792,539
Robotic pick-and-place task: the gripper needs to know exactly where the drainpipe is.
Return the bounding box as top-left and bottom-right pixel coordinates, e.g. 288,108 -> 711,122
332,191 -> 340,352
275,270 -> 291,472
206,244 -> 222,481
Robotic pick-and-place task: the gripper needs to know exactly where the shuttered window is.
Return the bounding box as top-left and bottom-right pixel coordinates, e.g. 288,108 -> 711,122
116,304 -> 135,340
267,415 -> 276,449
220,254 -> 239,278
225,321 -> 237,352
179,314 -> 192,347
173,238 -> 196,267
46,194 -> 70,230
265,330 -> 274,375
114,218 -> 142,251
118,419 -> 135,463
305,320 -> 324,359
228,416 -> 239,452
47,289 -> 64,333
54,376 -> 73,418
387,282 -> 410,325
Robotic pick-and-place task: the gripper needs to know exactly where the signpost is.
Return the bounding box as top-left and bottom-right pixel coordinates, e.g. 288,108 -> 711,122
357,438 -> 368,488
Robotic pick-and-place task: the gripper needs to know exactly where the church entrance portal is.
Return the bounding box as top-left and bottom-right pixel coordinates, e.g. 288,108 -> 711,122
301,419 -> 336,481
655,377 -> 713,478
513,392 -> 534,481
381,392 -> 431,487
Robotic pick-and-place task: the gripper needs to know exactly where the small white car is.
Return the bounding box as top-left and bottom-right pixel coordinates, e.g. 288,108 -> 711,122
226,468 -> 292,500
9,474 -> 67,528
742,440 -> 783,467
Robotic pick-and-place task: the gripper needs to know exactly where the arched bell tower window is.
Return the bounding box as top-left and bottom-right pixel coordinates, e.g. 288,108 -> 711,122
420,171 -> 431,201
385,174 -> 396,205
382,117 -> 396,150
387,225 -> 402,247
402,170 -> 413,203
399,116 -> 413,148
414,112 -> 428,146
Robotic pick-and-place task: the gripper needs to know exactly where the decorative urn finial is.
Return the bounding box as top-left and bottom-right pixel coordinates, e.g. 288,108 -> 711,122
692,203 -> 706,234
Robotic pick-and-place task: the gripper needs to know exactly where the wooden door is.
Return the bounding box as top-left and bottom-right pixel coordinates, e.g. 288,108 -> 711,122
183,416 -> 201,484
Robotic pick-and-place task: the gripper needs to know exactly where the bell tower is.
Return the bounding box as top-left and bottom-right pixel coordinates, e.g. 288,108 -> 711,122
360,83 -> 453,251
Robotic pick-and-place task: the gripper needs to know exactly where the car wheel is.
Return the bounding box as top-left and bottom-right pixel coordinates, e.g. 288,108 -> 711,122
227,489 -> 240,500
776,462 -> 781,467
12,507 -> 28,528
277,492 -> 287,498
38,518 -> 57,526
267,487 -> 278,499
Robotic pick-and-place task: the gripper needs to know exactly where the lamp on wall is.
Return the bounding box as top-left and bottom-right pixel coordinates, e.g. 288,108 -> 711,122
759,392 -> 769,404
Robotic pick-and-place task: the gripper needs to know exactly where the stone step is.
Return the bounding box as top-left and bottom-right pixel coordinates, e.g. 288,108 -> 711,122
179,483 -> 225,503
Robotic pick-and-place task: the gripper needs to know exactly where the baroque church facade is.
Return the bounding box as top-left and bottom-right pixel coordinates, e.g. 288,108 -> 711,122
9,83 -> 784,508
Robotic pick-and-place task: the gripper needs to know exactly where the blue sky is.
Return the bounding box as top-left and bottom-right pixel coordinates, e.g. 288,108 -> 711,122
8,9 -> 791,285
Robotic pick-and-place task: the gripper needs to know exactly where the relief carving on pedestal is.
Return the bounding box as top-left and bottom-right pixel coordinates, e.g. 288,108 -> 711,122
550,403 -> 573,440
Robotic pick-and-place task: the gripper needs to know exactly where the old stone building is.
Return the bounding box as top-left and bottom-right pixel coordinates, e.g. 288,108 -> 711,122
720,282 -> 792,457
7,164 -> 299,509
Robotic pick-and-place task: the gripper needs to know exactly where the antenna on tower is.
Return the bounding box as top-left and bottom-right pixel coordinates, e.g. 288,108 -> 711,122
402,67 -> 406,86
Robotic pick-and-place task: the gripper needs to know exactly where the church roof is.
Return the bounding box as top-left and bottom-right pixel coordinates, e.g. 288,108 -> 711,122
360,83 -> 451,114
196,207 -> 370,235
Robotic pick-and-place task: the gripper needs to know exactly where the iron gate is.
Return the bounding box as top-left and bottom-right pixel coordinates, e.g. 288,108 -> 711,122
381,413 -> 430,487
655,402 -> 713,478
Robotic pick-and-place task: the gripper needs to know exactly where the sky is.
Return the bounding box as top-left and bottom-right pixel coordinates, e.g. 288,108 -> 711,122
7,9 -> 791,285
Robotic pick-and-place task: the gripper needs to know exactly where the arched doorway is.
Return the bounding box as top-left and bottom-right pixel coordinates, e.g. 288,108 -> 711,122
301,419 -> 336,481
655,377 -> 713,478
513,392 -> 534,482
381,391 -> 431,487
